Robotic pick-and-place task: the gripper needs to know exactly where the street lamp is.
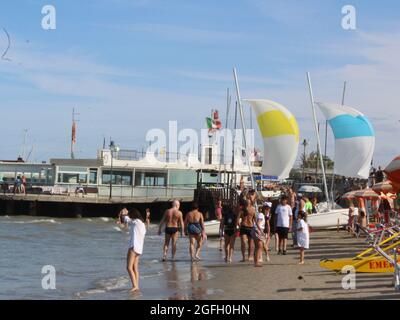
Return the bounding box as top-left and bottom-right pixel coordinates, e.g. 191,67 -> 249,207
302,139 -> 309,182
109,141 -> 120,199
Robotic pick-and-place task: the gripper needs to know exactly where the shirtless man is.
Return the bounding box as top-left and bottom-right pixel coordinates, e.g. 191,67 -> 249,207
158,200 -> 184,261
238,199 -> 256,262
184,202 -> 206,261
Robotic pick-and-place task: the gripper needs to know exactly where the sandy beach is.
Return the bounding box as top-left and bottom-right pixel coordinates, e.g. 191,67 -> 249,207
191,230 -> 400,300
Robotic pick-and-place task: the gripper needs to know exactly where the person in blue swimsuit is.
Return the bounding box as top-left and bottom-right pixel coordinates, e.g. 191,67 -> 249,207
184,202 -> 206,262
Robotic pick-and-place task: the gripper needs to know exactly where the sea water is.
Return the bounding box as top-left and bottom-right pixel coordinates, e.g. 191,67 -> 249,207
0,216 -> 219,300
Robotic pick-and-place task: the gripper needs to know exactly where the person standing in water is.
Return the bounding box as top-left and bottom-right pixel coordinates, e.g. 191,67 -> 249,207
158,200 -> 184,261
238,199 -> 256,262
145,208 -> 151,229
184,202 -> 206,261
117,208 -> 146,292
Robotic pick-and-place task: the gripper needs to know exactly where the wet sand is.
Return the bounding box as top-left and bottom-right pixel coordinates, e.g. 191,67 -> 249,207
195,230 -> 400,300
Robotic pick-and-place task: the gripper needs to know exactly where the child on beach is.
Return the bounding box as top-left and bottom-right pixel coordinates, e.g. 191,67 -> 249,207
296,211 -> 309,265
220,204 -> 237,263
117,208 -> 147,292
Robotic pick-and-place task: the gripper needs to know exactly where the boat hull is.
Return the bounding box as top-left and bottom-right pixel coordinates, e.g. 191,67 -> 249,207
204,220 -> 220,237
307,209 -> 348,230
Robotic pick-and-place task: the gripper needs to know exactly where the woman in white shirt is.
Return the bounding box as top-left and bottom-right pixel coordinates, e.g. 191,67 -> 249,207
118,208 -> 147,292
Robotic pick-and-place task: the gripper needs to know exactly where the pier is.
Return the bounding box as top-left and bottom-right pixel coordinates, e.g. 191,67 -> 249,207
0,192 -> 194,218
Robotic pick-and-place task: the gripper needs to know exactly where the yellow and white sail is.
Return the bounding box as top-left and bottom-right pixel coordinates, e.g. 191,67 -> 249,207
244,99 -> 299,180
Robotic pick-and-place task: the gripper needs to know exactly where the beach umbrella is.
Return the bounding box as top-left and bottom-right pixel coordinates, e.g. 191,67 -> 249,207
354,188 -> 381,199
372,180 -> 399,195
342,190 -> 357,199
385,156 -> 400,184
298,185 -> 322,193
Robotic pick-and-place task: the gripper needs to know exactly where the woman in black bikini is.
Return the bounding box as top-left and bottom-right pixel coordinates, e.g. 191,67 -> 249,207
220,204 -> 237,263
184,202 -> 206,261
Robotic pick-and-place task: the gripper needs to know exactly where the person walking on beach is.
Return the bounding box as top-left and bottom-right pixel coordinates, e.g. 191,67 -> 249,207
158,200 -> 184,261
184,202 -> 206,261
117,208 -> 147,292
275,195 -> 293,255
252,203 -> 267,267
296,211 -> 309,265
145,208 -> 151,229
292,194 -> 305,247
220,204 -> 237,263
239,199 -> 256,262
215,197 -> 223,251
262,202 -> 272,262
304,197 -> 313,215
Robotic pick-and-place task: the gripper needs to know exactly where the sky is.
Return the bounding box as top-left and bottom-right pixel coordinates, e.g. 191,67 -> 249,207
0,0 -> 399,168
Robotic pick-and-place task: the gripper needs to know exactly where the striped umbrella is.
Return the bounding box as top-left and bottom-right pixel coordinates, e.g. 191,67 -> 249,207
342,190 -> 357,199
372,180 -> 399,195
385,156 -> 400,184
354,188 -> 381,199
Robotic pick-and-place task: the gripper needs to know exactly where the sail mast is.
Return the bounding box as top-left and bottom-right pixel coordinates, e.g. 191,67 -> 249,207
330,81 -> 347,201
306,72 -> 330,204
233,68 -> 256,192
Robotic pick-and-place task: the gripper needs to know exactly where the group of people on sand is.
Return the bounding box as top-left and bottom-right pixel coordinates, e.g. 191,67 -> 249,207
116,190 -> 312,292
217,190 -> 310,267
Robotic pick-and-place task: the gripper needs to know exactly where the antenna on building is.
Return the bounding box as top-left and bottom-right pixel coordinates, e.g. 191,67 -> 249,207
71,108 -> 80,159
20,129 -> 28,161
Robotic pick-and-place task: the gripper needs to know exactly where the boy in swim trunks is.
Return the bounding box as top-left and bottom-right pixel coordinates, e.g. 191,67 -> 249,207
158,200 -> 184,261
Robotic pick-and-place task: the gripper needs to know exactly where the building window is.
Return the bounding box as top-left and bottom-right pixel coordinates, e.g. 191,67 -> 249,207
135,171 -> 167,187
58,173 -> 87,184
89,169 -> 98,184
102,170 -> 133,185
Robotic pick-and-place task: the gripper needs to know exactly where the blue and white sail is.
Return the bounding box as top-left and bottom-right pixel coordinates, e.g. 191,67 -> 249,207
316,102 -> 375,179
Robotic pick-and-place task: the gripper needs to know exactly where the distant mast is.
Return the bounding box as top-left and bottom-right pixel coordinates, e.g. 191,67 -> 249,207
71,108 -> 78,159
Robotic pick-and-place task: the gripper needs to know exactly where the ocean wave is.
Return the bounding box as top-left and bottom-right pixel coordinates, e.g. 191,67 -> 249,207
100,217 -> 110,222
113,226 -> 123,232
75,276 -> 129,298
0,219 -> 61,225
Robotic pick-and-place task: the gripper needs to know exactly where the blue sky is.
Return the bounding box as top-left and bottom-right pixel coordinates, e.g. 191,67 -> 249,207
0,0 -> 399,167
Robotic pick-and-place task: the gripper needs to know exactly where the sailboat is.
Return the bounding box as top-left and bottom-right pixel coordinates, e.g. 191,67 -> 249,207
306,100 -> 375,229
244,99 -> 300,180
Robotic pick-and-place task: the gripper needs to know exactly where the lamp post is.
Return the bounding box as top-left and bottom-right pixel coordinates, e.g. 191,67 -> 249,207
109,141 -> 119,199
302,139 -> 308,182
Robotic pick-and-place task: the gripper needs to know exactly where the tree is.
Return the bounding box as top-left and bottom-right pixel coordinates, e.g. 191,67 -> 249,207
302,151 -> 334,170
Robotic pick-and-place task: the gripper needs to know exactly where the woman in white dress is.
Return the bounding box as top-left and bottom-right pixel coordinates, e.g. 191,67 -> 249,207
296,211 -> 309,265
118,208 -> 147,292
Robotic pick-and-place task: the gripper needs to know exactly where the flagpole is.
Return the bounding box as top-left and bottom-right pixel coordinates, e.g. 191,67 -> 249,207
233,67 -> 256,192
71,108 -> 75,159
222,88 -> 231,183
306,72 -> 330,205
